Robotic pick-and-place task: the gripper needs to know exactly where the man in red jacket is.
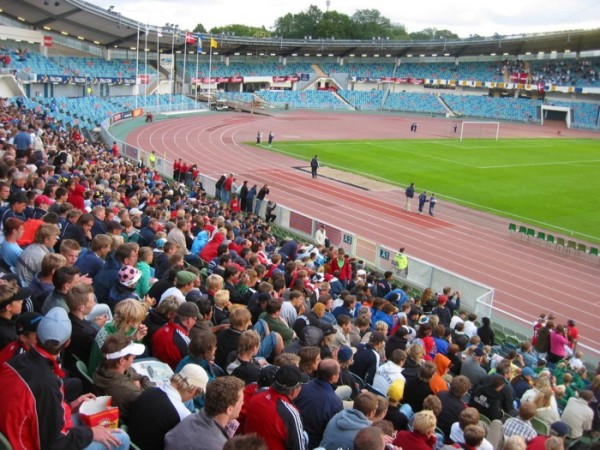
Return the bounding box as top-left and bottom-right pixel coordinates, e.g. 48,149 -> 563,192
244,365 -> 309,450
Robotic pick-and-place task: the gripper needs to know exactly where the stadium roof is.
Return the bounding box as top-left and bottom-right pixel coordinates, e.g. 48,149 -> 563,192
2,0 -> 600,58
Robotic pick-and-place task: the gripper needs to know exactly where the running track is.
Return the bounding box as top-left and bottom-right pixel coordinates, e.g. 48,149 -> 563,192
128,111 -> 600,359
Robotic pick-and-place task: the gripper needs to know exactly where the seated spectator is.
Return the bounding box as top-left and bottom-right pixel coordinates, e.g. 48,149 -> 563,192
260,297 -> 295,345
470,374 -> 508,421
438,375 -> 471,439
215,307 -> 252,368
0,307 -> 130,450
503,402 -> 538,443
29,253 -> 66,312
128,363 -> 208,450
477,317 -> 495,346
159,270 -> 197,305
533,388 -> 560,429
88,298 -> 148,374
385,379 -> 410,431
152,301 -> 199,370
93,333 -> 153,423
93,242 -> 139,307
0,217 -> 24,272
143,295 -> 179,353
64,283 -> 104,378
212,289 -> 231,325
108,265 -> 142,305
335,344 -> 361,401
350,331 -> 386,385
560,389 -> 594,439
165,376 -> 245,450
245,365 -> 309,449
353,426 -> 388,450
449,407 -> 497,450
226,330 -> 263,384
76,233 -> 111,279
403,361 -> 437,413
373,348 -> 406,395
295,359 -> 344,449
17,223 -> 59,286
526,421 -> 571,450
41,265 -> 81,314
461,346 -> 487,387
0,311 -> 42,365
320,392 -> 379,450
393,409 -> 438,450
431,353 -> 451,394
0,280 -> 24,350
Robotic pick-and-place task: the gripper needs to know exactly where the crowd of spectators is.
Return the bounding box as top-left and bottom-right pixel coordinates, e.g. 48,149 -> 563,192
0,96 -> 598,450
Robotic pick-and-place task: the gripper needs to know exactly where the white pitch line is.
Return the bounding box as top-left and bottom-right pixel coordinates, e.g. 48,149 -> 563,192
481,159 -> 600,169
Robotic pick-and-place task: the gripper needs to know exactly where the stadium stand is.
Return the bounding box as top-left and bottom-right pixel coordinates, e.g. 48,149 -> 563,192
384,91 -> 447,115
338,90 -> 385,111
530,58 -> 600,87
256,89 -> 352,110
547,100 -> 600,129
321,62 -> 396,78
178,61 -> 314,79
441,94 -> 541,122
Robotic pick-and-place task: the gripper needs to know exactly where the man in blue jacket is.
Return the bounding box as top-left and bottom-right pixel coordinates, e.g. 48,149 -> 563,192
93,242 -> 139,308
350,331 -> 386,385
295,359 -> 343,449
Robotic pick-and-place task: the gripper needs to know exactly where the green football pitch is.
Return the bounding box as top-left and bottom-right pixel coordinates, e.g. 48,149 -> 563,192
266,138 -> 600,243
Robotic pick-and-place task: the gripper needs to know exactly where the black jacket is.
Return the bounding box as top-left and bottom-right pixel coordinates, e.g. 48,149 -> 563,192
350,343 -> 379,385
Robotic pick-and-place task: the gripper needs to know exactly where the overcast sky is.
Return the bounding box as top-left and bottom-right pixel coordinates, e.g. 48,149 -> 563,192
90,0 -> 600,38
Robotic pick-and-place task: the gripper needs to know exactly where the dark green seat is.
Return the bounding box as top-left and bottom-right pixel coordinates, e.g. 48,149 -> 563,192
508,223 -> 517,233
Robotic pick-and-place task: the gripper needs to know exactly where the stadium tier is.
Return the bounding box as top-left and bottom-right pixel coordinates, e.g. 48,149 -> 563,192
338,90 -> 385,111
214,92 -> 256,103
530,58 -> 600,87
178,61 -> 315,79
320,62 -> 396,78
549,100 -> 600,129
441,95 -> 541,122
256,90 -> 352,110
384,91 -> 447,115
49,56 -> 149,79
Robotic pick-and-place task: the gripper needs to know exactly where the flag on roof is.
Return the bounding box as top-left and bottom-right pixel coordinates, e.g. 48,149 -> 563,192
185,33 -> 196,44
210,38 -> 218,48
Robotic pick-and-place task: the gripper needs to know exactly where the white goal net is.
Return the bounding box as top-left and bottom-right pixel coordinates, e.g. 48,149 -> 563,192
459,121 -> 500,141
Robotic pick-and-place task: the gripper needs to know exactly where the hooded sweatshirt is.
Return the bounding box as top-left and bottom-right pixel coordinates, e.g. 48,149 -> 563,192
373,361 -> 405,396
430,353 -> 451,394
319,408 -> 371,450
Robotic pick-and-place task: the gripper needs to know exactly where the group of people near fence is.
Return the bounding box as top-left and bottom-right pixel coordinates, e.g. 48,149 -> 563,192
0,96 -> 598,450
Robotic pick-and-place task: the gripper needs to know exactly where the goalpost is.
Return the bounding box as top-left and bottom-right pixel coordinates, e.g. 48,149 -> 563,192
459,121 -> 500,141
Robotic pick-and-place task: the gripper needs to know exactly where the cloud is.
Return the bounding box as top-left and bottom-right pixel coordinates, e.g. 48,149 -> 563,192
90,0 -> 600,36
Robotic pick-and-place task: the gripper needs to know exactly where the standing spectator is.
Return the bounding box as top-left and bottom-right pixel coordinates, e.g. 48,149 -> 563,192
128,364 -> 209,450
566,319 -> 579,352
165,376 -> 245,450
265,200 -> 277,223
477,317 -> 495,346
268,131 -> 274,147
254,184 -> 270,216
245,184 -> 257,213
295,359 -> 343,449
393,247 -> 408,277
310,155 -> 319,179
214,173 -> 226,200
418,191 -> 428,214
244,365 -> 309,450
404,182 -> 415,212
428,193 -> 437,216
320,392 -> 378,450
548,324 -> 569,363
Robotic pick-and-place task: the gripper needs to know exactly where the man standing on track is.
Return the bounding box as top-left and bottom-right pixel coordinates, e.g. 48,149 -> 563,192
256,131 -> 262,145
404,183 -> 415,212
418,191 -> 428,214
310,155 -> 319,179
268,132 -> 274,147
429,193 -> 437,217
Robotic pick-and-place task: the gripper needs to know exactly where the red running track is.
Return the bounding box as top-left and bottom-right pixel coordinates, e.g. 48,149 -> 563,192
128,111 -> 600,358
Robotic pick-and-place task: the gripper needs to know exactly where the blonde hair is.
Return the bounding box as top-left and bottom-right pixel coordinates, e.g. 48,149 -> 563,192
113,299 -> 148,331
374,321 -> 388,333
412,410 -> 437,435
214,289 -> 230,308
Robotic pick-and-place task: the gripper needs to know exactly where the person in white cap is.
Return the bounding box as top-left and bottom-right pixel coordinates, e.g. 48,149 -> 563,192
0,307 -> 130,449
93,333 -> 153,424
128,363 -> 209,450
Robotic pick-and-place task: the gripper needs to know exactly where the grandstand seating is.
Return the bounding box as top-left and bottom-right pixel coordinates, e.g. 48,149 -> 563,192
256,90 -> 352,110
441,95 -> 541,122
338,90 -> 384,111
530,58 -> 600,87
321,63 -> 395,78
49,56 -> 146,78
383,92 -> 446,115
214,92 -> 256,103
179,61 -> 314,79
20,94 -> 199,130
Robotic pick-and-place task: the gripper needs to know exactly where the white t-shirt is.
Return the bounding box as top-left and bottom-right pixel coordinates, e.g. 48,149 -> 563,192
160,287 -> 186,305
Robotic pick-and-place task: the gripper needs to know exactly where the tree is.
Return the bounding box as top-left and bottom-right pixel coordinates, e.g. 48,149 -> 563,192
193,23 -> 207,34
273,5 -> 323,39
409,27 -> 458,40
351,9 -> 392,39
315,11 -> 353,39
210,24 -> 271,38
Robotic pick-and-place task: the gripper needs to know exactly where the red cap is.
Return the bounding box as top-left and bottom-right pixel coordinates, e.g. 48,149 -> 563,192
35,195 -> 55,206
